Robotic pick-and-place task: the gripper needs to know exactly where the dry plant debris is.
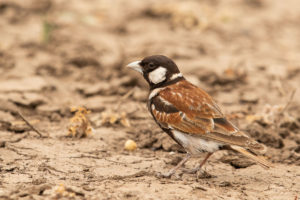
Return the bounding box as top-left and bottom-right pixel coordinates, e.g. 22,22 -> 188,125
246,90 -> 297,126
68,106 -> 93,138
55,183 -> 76,198
246,104 -> 296,125
100,111 -> 131,127
16,111 -> 44,137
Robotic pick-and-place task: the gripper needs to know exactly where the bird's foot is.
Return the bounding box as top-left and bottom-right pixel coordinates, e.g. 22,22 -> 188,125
181,166 -> 215,178
156,154 -> 191,179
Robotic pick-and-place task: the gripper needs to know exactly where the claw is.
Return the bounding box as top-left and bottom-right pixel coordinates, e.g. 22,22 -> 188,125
156,154 -> 191,179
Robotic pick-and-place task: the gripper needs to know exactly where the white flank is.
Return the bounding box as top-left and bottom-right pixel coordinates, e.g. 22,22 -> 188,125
170,73 -> 183,80
148,67 -> 167,84
172,129 -> 222,154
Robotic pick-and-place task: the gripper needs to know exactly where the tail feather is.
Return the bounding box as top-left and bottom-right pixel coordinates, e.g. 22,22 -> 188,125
246,139 -> 268,155
230,145 -> 273,169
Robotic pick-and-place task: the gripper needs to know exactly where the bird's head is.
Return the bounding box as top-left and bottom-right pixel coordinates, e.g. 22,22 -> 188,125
127,55 -> 183,89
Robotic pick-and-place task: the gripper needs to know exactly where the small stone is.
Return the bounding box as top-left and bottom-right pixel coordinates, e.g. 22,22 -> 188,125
240,91 -> 259,104
0,141 -> 6,148
124,139 -> 137,151
219,181 -> 232,187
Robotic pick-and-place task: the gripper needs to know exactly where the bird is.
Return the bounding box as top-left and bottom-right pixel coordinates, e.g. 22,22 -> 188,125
127,55 -> 272,178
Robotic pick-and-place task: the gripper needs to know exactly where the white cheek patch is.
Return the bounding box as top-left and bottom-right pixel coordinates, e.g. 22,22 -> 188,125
148,67 -> 167,84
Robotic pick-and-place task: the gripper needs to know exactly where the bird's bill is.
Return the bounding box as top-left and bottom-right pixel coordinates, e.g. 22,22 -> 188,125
127,61 -> 143,74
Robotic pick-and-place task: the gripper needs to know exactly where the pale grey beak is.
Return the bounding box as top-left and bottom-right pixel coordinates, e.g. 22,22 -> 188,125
127,60 -> 143,74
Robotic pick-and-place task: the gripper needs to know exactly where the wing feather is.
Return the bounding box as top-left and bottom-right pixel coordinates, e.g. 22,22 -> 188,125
151,80 -> 265,152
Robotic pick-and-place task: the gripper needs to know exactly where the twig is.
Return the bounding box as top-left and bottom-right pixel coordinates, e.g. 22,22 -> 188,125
274,78 -> 286,96
120,87 -> 135,101
281,89 -> 296,114
192,185 -> 208,191
107,170 -> 154,180
17,111 -> 43,137
274,89 -> 297,129
115,87 -> 136,110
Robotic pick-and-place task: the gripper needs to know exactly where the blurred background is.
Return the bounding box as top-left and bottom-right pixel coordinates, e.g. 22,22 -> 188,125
0,0 -> 299,199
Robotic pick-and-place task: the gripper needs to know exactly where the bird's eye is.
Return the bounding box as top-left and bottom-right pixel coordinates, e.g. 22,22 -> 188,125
148,63 -> 155,69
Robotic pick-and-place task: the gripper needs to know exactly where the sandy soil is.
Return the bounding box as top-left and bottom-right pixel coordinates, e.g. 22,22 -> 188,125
0,0 -> 299,199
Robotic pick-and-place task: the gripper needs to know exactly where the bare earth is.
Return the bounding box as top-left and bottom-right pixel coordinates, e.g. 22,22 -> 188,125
0,0 -> 299,199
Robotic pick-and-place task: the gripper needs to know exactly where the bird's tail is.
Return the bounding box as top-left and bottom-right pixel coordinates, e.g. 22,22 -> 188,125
230,145 -> 273,169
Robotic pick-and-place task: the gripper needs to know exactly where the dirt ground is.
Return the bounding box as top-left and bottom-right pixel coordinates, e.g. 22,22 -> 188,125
0,0 -> 300,199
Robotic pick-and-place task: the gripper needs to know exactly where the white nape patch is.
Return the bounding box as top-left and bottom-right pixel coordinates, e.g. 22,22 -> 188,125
149,87 -> 164,100
170,73 -> 183,80
172,129 -> 222,154
148,67 -> 167,84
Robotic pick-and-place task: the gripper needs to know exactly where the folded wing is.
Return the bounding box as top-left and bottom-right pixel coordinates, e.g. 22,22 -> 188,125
150,80 -> 266,153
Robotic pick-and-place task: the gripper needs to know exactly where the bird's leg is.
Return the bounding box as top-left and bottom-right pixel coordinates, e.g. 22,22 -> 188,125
158,153 -> 191,178
182,152 -> 213,174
